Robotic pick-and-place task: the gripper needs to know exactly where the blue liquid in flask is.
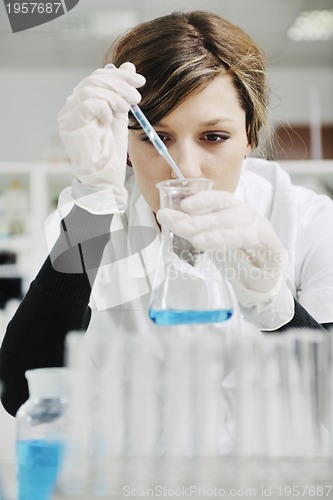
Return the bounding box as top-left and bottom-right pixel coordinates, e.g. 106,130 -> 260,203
17,439 -> 64,500
149,308 -> 233,325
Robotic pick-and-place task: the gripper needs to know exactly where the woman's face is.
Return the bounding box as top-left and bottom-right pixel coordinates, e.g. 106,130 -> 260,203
127,74 -> 252,212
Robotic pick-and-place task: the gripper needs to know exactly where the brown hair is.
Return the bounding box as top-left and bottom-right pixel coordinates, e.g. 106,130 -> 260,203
104,11 -> 269,152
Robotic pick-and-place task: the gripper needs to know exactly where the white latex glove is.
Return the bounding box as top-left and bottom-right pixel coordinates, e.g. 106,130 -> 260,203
157,190 -> 294,330
57,62 -> 145,214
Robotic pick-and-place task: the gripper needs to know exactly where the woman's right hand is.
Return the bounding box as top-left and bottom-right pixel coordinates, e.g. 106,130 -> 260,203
57,62 -> 145,214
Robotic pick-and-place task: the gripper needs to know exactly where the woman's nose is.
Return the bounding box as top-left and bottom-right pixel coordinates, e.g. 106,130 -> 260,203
170,144 -> 202,179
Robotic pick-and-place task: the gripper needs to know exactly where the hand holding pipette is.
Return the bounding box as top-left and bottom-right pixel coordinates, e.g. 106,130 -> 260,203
104,63 -> 186,182
58,62 -> 145,214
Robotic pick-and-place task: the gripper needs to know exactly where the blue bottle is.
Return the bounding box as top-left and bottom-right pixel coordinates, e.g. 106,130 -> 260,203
16,368 -> 68,500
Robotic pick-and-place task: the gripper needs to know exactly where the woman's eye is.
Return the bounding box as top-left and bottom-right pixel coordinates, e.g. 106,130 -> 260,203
140,133 -> 169,143
204,133 -> 229,142
156,133 -> 169,143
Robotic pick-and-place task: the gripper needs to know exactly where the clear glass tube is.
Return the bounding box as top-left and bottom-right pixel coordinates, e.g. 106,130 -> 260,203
234,328 -> 331,458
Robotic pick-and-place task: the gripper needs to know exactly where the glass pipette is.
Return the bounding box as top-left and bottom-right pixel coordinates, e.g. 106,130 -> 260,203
129,104 -> 186,181
104,63 -> 186,182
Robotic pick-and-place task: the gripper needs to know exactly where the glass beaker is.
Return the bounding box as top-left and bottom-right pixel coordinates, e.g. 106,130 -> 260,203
149,178 -> 234,325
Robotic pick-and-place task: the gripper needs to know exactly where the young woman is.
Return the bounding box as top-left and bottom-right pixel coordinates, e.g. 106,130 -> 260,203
1,11 -> 333,417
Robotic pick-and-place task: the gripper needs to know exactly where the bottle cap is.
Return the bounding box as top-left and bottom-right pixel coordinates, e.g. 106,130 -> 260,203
25,367 -> 68,400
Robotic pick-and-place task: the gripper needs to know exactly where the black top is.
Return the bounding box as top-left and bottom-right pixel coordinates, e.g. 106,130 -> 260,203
0,206 -> 330,417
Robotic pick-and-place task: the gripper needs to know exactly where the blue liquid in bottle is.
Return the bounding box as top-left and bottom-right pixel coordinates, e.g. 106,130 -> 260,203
17,439 -> 64,500
149,308 -> 233,325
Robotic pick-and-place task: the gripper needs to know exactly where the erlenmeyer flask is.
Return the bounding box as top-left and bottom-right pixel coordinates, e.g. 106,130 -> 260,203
149,178 -> 234,325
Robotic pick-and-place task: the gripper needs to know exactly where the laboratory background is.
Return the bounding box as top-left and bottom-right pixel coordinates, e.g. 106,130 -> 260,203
0,0 -> 333,488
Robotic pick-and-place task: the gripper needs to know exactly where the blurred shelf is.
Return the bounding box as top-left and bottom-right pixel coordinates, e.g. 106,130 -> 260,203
0,161 -> 72,281
279,159 -> 333,175
0,264 -> 21,278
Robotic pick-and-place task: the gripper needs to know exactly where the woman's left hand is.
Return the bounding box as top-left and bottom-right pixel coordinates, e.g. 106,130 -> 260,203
157,190 -> 293,323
